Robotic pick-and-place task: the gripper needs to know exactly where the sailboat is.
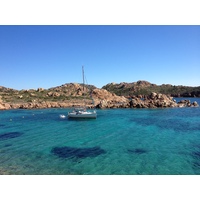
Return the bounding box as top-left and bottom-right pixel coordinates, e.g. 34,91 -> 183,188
68,66 -> 97,119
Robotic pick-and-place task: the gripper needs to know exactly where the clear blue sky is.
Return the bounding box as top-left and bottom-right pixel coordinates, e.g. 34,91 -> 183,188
0,25 -> 200,90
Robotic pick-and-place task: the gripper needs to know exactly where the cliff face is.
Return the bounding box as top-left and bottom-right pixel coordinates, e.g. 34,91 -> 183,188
102,80 -> 200,97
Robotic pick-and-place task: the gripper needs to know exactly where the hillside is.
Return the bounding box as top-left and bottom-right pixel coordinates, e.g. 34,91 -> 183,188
102,80 -> 200,97
1,81 -> 200,110
0,83 -> 94,103
0,83 -> 127,109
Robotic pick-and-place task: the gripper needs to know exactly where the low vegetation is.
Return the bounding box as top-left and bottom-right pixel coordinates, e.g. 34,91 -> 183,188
0,81 -> 199,106
102,81 -> 200,97
0,83 -> 93,104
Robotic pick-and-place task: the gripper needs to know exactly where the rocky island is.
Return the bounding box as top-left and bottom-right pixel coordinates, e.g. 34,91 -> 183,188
0,81 -> 199,110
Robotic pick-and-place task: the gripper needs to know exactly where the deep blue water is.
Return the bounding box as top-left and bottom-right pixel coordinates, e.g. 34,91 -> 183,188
0,98 -> 200,175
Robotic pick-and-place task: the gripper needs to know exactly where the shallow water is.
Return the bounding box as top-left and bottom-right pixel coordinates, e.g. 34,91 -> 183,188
0,98 -> 200,174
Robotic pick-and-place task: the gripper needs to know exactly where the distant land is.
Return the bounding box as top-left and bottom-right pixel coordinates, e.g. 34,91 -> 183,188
102,80 -> 200,97
1,80 -> 200,98
0,80 -> 199,110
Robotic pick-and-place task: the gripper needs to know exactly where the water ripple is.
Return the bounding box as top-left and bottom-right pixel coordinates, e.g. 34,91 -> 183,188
127,148 -> 148,154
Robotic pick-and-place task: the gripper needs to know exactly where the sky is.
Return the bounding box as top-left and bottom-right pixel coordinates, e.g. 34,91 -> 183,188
0,25 -> 200,90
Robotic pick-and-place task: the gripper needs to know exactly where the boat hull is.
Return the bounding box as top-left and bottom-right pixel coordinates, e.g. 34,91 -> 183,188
68,111 -> 97,119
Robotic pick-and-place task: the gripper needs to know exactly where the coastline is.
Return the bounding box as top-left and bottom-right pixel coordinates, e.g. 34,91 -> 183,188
0,92 -> 199,110
1,82 -> 200,110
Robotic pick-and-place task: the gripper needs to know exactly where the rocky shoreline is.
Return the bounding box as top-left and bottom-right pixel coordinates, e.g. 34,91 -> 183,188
96,92 -> 199,109
0,92 -> 199,110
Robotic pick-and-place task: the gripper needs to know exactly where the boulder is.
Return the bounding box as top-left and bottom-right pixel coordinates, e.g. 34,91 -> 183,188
0,103 -> 5,110
53,92 -> 60,97
192,101 -> 199,107
150,92 -> 157,99
47,92 -> 53,97
0,103 -> 11,110
76,88 -> 82,96
30,93 -> 36,97
47,92 -> 60,97
157,93 -> 162,99
37,88 -> 44,92
96,100 -> 108,109
130,99 -> 138,108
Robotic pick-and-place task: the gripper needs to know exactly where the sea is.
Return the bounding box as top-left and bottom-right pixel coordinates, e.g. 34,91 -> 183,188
0,98 -> 200,175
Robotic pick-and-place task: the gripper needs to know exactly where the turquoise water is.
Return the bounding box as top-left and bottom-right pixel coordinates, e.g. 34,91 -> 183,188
0,98 -> 200,175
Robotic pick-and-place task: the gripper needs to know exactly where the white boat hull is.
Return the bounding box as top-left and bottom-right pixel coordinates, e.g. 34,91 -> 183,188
68,111 -> 97,119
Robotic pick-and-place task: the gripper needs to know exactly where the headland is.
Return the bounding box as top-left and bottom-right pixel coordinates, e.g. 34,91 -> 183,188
0,81 -> 199,110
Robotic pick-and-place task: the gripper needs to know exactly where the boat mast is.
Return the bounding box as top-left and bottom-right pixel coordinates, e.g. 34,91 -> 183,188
82,65 -> 85,92
82,66 -> 86,106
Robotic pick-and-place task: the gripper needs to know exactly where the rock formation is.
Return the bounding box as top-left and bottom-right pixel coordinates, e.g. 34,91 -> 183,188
129,92 -> 176,108
0,82 -> 199,110
92,88 -> 129,108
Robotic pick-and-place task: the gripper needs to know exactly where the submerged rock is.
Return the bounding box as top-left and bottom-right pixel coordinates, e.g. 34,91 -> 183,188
0,132 -> 23,140
51,146 -> 106,159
